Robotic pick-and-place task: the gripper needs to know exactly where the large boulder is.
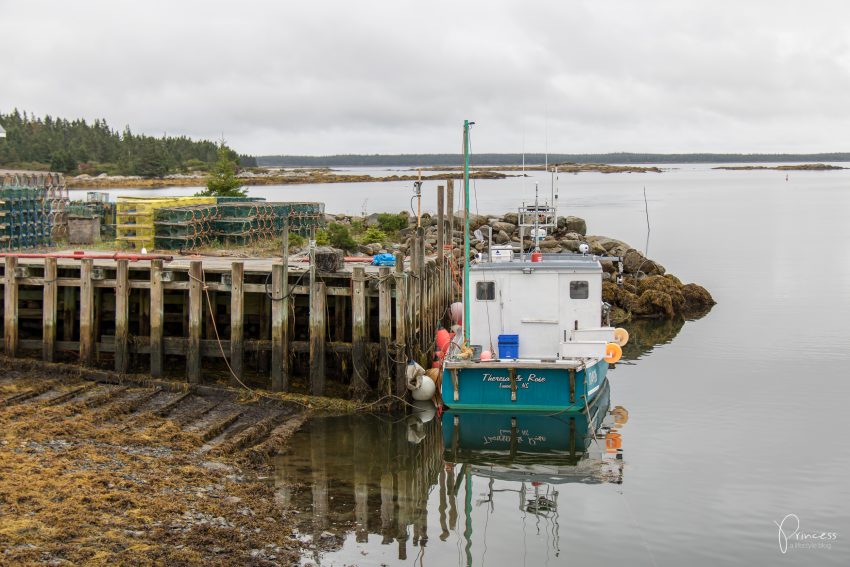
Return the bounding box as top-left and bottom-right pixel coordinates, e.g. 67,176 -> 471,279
469,214 -> 489,230
493,230 -> 511,244
586,236 -> 630,256
491,221 -> 516,234
622,248 -> 665,275
681,283 -> 716,315
560,216 -> 587,236
502,212 -> 519,225
560,238 -> 581,252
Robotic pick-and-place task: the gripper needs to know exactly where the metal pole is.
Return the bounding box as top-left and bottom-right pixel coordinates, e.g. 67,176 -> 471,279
462,120 -> 472,342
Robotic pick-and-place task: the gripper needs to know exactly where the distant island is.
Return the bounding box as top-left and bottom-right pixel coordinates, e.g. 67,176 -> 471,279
416,163 -> 662,173
712,163 -> 844,171
257,152 -> 850,167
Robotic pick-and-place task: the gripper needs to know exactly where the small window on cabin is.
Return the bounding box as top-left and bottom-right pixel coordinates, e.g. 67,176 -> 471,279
570,280 -> 589,299
476,281 -> 495,301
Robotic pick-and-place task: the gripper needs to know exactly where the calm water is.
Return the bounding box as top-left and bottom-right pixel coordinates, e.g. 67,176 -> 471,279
96,165 -> 850,564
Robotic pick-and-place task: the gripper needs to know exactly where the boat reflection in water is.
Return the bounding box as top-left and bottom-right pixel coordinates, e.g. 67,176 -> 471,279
272,379 -> 628,566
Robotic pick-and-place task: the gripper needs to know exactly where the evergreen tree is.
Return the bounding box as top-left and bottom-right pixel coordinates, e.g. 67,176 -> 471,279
199,143 -> 246,197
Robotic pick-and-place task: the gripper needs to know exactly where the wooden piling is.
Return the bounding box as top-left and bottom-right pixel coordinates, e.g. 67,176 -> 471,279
114,259 -> 129,373
62,286 -> 75,341
271,262 -> 285,391
394,252 -> 408,396
4,257 -> 18,356
378,266 -> 392,396
309,281 -> 326,396
187,260 -> 202,383
281,237 -> 291,389
230,261 -> 244,383
447,179 -> 454,249
149,259 -> 164,377
42,257 -> 57,362
351,266 -> 368,398
79,258 -> 94,365
437,185 -> 445,266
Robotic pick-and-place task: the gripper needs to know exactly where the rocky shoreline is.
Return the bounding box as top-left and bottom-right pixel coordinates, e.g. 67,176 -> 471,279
66,169 -> 514,189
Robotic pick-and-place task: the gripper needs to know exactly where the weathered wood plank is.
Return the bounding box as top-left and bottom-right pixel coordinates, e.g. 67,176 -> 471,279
230,261 -> 244,384
150,259 -> 164,377
187,260 -> 202,383
271,263 -> 285,391
79,259 -> 94,364
351,266 -> 368,398
114,259 -> 129,373
394,252 -> 408,397
4,257 -> 19,356
378,266 -> 392,396
42,258 -> 57,362
309,281 -> 326,396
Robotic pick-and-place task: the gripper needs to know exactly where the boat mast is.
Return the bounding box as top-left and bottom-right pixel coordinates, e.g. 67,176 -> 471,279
463,119 -> 473,342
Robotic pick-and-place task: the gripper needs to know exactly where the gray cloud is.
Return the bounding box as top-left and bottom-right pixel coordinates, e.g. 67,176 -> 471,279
2,0 -> 849,154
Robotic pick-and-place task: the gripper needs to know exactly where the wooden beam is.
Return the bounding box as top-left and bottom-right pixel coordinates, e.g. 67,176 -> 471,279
79,259 -> 94,365
230,261 -> 244,384
4,257 -> 18,357
149,259 -> 164,377
309,281 -> 326,396
394,252 -> 408,397
351,266 -> 368,398
42,258 -> 57,362
187,260 -> 202,383
378,266 -> 392,396
114,259 -> 129,373
281,234 -> 291,390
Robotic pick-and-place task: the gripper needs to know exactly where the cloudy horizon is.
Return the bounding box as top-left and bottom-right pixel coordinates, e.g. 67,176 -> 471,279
2,0 -> 849,156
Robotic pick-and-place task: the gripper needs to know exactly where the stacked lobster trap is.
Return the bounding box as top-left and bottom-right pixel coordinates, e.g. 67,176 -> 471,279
153,199 -> 325,250
0,172 -> 68,250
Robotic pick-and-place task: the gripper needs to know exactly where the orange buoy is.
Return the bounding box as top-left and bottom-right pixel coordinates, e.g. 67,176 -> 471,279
605,431 -> 622,453
436,329 -> 451,353
605,342 -> 622,364
613,327 -> 629,347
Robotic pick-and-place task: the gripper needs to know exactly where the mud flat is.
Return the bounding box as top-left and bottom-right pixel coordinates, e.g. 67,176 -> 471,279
713,163 -> 844,171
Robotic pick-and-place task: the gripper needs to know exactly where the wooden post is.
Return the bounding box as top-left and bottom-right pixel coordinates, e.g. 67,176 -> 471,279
309,281 -> 326,396
187,260 -> 202,383
230,261 -> 244,384
437,185 -> 445,266
281,228 -> 291,389
4,257 -> 18,357
446,179 -> 454,253
150,259 -> 164,377
351,266 -> 368,398
394,252 -> 408,397
114,259 -> 129,373
63,286 -> 75,341
79,259 -> 94,365
258,293 -> 270,373
42,258 -> 57,362
378,266 -> 392,396
271,262 -> 285,391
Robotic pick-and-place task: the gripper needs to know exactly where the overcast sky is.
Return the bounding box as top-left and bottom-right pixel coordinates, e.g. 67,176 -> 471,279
2,0 -> 849,155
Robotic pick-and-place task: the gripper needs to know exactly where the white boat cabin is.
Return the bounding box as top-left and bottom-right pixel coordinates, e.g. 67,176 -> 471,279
467,253 -> 613,360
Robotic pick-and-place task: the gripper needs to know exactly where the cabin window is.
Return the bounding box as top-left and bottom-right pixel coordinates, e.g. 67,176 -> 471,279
476,281 -> 496,301
570,280 -> 589,299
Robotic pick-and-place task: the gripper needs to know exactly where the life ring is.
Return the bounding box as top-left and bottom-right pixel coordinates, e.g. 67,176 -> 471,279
605,342 -> 622,364
613,327 -> 629,347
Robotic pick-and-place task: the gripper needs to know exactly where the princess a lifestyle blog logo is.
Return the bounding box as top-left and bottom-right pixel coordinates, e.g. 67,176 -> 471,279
775,514 -> 838,554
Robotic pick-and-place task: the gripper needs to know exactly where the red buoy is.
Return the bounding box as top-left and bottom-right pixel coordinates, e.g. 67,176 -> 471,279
531,252 -> 543,262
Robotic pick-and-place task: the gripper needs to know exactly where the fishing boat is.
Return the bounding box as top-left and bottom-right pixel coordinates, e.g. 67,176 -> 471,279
439,120 -> 628,412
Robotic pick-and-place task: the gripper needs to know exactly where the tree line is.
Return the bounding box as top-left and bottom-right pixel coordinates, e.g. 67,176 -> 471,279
257,152 -> 850,167
0,109 -> 255,177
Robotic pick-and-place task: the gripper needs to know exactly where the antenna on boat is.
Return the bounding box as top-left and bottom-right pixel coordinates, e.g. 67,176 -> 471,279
462,120 -> 474,342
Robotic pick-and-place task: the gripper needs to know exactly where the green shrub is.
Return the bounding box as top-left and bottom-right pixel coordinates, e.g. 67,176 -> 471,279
350,219 -> 365,235
315,229 -> 330,246
327,223 -> 357,251
361,227 -> 387,244
288,232 -> 305,248
377,213 -> 408,233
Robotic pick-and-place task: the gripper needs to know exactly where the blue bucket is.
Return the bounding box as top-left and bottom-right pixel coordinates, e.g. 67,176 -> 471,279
498,334 -> 519,359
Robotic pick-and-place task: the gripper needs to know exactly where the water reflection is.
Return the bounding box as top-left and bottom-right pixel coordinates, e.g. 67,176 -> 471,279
621,317 -> 686,360
272,382 -> 628,566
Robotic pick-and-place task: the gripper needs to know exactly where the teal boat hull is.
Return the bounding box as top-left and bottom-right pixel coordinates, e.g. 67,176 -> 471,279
442,358 -> 608,412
